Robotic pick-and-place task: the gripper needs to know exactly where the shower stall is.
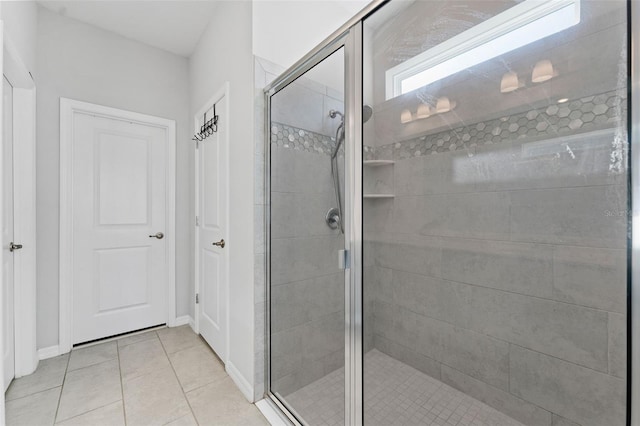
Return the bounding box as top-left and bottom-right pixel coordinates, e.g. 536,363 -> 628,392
265,0 -> 636,425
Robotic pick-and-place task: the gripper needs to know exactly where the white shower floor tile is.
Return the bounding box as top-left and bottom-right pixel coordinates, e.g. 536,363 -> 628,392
285,350 -> 525,426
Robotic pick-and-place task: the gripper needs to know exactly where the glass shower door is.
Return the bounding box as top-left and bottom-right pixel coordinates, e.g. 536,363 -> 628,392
268,46 -> 347,425
362,1 -> 629,425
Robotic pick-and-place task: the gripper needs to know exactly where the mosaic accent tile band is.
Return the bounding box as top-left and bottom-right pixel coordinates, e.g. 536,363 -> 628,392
271,90 -> 626,162
367,90 -> 627,161
270,122 -> 338,155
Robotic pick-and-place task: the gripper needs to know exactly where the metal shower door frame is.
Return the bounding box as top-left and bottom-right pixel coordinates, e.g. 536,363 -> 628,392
629,1 -> 638,425
263,21 -> 367,426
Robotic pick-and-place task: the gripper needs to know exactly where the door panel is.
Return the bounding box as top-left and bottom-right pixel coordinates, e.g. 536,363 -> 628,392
97,134 -> 149,226
2,76 -> 14,390
268,47 -> 346,425
94,247 -> 150,312
197,93 -> 228,361
201,250 -> 221,327
72,112 -> 167,344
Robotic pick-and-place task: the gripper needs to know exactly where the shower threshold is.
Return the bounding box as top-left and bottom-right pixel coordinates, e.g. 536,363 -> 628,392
286,350 -> 525,426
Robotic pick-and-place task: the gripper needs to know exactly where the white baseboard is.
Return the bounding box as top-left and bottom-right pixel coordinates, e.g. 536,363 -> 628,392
226,361 -> 254,402
174,315 -> 191,327
255,399 -> 292,426
188,317 -> 196,332
38,345 -> 61,360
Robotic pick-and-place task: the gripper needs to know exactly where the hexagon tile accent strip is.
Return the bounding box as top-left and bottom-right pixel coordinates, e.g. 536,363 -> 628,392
271,90 -> 626,161
270,122 -> 339,156
369,90 -> 627,161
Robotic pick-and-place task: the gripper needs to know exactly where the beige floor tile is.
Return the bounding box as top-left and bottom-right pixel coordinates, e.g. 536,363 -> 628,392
68,342 -> 118,372
55,401 -> 125,426
119,338 -> 170,382
168,344 -> 226,392
164,413 -> 198,426
228,408 -> 271,426
187,377 -> 268,426
5,387 -> 61,426
6,387 -> 61,426
116,330 -> 158,349
157,326 -> 203,354
6,354 -> 69,401
123,367 -> 191,426
56,359 -> 122,422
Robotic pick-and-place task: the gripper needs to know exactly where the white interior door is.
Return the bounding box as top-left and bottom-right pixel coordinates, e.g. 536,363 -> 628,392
196,90 -> 229,361
71,109 -> 169,344
2,76 -> 14,390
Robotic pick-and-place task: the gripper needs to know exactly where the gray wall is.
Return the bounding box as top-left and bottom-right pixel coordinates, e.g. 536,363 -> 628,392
268,73 -> 346,397
36,7 -> 191,349
189,0 -> 256,393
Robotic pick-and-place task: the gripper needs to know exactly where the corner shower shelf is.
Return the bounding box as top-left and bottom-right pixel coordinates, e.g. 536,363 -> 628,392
363,194 -> 395,199
363,160 -> 395,167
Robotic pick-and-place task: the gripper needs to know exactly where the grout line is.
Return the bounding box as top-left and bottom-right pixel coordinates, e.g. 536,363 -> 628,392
116,341 -> 128,426
5,382 -> 62,403
374,266 -> 621,315
3,386 -> 62,406
65,354 -> 120,374
157,331 -> 200,426
53,400 -> 123,425
52,353 -> 71,424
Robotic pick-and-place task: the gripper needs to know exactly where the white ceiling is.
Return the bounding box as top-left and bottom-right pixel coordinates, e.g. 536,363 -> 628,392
37,1 -> 220,57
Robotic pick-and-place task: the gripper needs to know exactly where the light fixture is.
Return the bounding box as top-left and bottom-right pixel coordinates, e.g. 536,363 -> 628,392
435,97 -> 456,114
416,103 -> 431,119
532,59 -> 554,83
385,0 -> 580,99
500,71 -> 520,93
400,109 -> 413,124
557,97 -> 569,103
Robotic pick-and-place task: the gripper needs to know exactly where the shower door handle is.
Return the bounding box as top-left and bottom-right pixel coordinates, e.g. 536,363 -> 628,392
338,249 -> 350,270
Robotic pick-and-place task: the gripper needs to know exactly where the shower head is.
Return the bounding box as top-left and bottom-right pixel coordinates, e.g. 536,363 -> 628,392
329,109 -> 344,121
329,107 -> 374,123
363,105 -> 373,123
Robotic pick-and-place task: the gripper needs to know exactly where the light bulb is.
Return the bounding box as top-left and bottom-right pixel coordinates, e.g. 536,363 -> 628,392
436,97 -> 451,113
416,103 -> 431,119
500,71 -> 519,93
532,59 -> 554,83
400,109 -> 413,123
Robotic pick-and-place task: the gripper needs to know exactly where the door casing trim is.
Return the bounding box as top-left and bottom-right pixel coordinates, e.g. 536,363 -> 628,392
59,98 -> 177,353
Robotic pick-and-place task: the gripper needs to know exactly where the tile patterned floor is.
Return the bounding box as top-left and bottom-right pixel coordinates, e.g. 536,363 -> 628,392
5,326 -> 269,426
286,350 -> 525,426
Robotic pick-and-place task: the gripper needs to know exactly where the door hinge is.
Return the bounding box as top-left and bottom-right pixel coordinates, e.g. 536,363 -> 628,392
196,293 -> 199,304
195,216 -> 199,226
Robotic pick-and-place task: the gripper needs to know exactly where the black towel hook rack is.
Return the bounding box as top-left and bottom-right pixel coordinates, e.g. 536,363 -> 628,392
192,103 -> 218,142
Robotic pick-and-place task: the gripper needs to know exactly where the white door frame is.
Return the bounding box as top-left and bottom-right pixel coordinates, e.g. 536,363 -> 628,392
194,82 -> 230,363
1,25 -> 38,381
59,99 -> 176,354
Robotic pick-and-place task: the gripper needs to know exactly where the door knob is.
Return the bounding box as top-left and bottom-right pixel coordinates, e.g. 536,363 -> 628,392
149,232 -> 164,239
212,239 -> 225,248
9,242 -> 23,252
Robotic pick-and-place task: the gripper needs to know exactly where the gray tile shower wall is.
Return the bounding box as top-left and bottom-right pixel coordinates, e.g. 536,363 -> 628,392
269,145 -> 346,396
364,90 -> 628,426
